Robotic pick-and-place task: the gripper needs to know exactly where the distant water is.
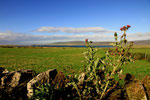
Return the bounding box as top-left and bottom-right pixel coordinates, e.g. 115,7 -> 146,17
32,45 -> 113,48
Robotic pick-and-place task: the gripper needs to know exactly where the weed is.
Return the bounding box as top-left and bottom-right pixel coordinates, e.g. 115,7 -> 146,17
67,25 -> 133,99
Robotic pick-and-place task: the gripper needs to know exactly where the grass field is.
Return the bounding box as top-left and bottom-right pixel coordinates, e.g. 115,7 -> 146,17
0,47 -> 150,79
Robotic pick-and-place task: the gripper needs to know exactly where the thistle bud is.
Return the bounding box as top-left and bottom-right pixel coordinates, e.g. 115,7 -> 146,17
114,32 -> 117,37
122,49 -> 125,52
124,39 -> 127,44
121,35 -> 123,38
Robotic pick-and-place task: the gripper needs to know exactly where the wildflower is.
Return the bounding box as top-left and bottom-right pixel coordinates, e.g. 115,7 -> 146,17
115,47 -> 118,51
120,26 -> 127,31
120,27 -> 123,31
120,26 -> 125,31
127,25 -> 131,28
123,26 -> 126,30
127,25 -> 131,29
85,39 -> 88,43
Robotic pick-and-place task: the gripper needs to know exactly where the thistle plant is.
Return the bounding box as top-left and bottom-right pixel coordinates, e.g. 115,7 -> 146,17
67,25 -> 133,100
100,25 -> 133,99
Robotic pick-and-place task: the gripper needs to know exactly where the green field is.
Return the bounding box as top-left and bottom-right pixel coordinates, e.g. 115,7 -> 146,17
0,47 -> 150,79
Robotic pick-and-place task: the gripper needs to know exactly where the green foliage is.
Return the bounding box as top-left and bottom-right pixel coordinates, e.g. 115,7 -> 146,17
130,52 -> 150,62
67,25 -> 134,99
118,79 -> 125,87
132,53 -> 146,60
33,83 -> 54,100
33,71 -> 73,100
146,54 -> 150,62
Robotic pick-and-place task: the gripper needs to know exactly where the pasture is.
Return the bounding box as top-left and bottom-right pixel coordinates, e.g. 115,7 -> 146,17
0,47 -> 150,79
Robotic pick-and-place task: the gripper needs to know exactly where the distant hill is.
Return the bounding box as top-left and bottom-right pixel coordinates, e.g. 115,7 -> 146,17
48,40 -> 150,46
48,41 -> 112,46
1,40 -> 150,47
132,40 -> 150,45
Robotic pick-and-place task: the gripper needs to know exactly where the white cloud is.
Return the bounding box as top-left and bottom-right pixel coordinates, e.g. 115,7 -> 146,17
0,30 -> 150,45
35,27 -> 115,34
144,32 -> 150,36
0,30 -> 115,45
126,32 -> 150,41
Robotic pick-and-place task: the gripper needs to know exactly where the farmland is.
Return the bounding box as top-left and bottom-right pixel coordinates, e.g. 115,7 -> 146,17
0,47 -> 150,79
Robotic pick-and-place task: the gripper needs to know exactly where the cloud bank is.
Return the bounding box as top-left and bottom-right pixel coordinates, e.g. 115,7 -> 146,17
0,27 -> 150,45
35,27 -> 115,34
0,31 -> 114,45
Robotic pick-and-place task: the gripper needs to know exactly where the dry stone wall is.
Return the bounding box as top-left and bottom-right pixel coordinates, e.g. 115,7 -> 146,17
0,67 -> 150,100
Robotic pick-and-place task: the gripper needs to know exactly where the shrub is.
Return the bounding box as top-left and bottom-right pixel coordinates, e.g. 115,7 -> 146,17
146,54 -> 150,62
132,53 -> 146,60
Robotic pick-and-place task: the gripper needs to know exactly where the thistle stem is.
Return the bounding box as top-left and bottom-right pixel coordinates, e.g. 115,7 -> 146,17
73,82 -> 82,100
100,80 -> 109,99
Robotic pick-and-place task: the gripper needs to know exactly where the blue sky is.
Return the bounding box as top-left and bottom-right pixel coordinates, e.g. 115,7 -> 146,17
0,0 -> 150,45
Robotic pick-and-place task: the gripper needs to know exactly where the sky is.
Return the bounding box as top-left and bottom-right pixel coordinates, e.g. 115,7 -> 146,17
0,0 -> 150,45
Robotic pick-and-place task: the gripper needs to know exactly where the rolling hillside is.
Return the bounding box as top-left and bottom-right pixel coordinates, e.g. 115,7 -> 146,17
48,40 -> 150,46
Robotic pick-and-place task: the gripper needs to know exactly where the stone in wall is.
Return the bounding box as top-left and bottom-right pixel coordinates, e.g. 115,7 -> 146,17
0,67 -> 9,85
126,81 -> 148,100
0,69 -> 36,99
142,75 -> 150,100
27,69 -> 57,98
0,67 -> 9,74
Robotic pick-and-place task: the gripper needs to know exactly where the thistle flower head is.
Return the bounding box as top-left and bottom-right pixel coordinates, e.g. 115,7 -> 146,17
127,25 -> 131,28
120,27 -> 123,31
85,39 -> 88,43
120,26 -> 126,31
127,25 -> 131,29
